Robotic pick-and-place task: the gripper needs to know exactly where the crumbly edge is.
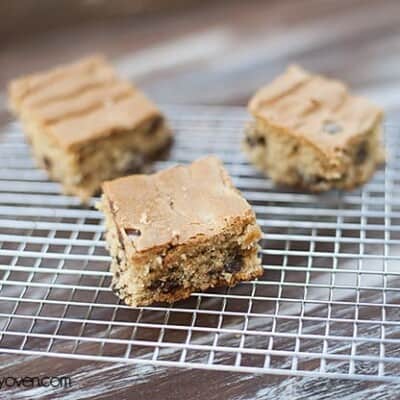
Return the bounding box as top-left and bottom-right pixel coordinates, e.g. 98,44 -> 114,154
98,196 -> 263,307
18,115 -> 172,202
242,118 -> 385,191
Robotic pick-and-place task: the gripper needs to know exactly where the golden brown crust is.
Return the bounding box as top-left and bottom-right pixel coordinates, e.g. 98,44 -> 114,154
24,80 -> 135,124
8,55 -> 106,108
47,91 -> 161,149
8,54 -> 163,150
248,65 -> 383,159
102,156 -> 257,253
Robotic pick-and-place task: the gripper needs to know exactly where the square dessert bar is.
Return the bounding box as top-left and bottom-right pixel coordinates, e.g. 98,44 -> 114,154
98,156 -> 263,306
8,55 -> 171,202
244,65 -> 385,191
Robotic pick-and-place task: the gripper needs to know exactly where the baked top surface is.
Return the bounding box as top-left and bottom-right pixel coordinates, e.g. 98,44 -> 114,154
102,156 -> 256,252
8,55 -> 162,149
248,65 -> 383,155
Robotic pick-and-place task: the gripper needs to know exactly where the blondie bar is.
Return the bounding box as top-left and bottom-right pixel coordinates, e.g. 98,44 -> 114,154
244,65 -> 384,191
8,55 -> 171,202
98,156 -> 263,306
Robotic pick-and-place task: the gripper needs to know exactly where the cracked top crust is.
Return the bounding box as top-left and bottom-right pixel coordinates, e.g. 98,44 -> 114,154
8,54 -> 162,149
101,156 -> 257,252
248,65 -> 383,156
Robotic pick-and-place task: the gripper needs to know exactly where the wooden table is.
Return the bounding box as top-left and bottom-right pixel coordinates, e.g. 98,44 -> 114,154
1,0 -> 400,398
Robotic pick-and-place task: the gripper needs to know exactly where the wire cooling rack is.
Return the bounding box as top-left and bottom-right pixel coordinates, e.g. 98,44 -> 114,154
0,105 -> 400,383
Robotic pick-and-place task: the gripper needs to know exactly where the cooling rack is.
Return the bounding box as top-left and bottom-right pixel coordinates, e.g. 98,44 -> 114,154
1,105 -> 400,383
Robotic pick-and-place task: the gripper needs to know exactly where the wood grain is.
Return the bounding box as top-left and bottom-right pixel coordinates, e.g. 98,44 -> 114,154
1,0 -> 400,398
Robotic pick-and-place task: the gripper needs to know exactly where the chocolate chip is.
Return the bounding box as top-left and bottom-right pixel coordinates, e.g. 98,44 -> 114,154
146,117 -> 163,135
76,153 -> 83,163
42,156 -> 52,170
224,255 -> 243,274
296,169 -> 326,186
355,141 -> 368,165
246,135 -> 266,147
322,121 -> 342,134
149,280 -> 161,290
125,228 -> 142,238
162,280 -> 181,293
112,283 -> 127,297
124,154 -> 144,173
310,175 -> 326,185
149,279 -> 181,293
111,286 -> 120,296
81,172 -> 92,182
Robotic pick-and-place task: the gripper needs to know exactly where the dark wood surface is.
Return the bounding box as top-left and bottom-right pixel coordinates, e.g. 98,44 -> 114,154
1,0 -> 400,398
2,0 -> 400,112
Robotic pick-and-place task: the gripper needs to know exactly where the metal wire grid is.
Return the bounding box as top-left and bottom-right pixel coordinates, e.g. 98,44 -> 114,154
0,105 -> 400,382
